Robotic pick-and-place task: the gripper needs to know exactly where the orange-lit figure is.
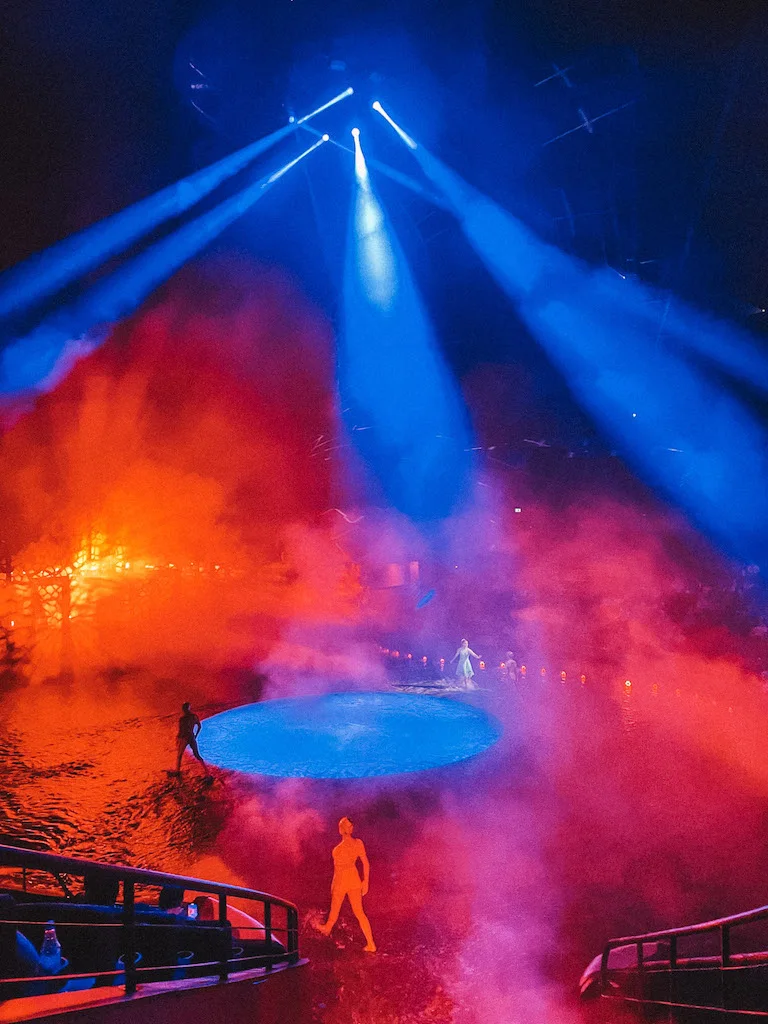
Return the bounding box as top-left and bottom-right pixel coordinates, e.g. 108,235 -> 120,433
317,817 -> 376,952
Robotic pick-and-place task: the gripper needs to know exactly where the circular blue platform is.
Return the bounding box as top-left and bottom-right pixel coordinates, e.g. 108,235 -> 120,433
203,692 -> 502,779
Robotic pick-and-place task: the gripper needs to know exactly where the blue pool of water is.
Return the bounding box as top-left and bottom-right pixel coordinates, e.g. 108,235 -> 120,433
203,692 -> 503,778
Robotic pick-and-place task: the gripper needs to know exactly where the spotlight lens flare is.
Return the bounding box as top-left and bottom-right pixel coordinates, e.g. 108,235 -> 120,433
322,134 -> 330,142
351,127 -> 360,138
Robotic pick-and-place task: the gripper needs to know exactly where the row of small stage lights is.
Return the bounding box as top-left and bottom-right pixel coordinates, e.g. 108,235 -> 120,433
380,647 -> 596,684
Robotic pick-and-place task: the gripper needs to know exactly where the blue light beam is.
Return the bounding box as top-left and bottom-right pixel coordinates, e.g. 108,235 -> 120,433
297,86 -> 354,125
340,131 -> 472,522
0,138 -> 327,399
372,102 -> 418,150
382,126 -> 768,562
0,90 -> 352,325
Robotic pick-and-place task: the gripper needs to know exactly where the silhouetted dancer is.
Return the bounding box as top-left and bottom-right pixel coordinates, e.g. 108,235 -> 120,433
170,702 -> 212,781
317,817 -> 376,952
450,638 -> 482,689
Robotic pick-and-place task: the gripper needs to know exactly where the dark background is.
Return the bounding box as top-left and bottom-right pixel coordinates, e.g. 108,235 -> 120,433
2,0 -> 767,453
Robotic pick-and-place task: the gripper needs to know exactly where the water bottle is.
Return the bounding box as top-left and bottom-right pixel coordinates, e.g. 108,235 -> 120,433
39,922 -> 62,976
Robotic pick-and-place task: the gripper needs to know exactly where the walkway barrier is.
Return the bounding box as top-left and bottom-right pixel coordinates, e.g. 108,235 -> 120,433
0,843 -> 299,999
592,903 -> 768,1017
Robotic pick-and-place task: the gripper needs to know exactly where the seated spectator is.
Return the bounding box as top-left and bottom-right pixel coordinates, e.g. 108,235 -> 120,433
79,873 -> 120,905
158,886 -> 187,916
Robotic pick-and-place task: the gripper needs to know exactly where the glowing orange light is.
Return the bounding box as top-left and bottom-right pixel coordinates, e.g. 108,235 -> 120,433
580,674 -> 586,684
624,679 -> 632,688
520,665 -> 526,676
392,650 -> 400,658
540,667 -> 546,677
406,653 -> 412,659
560,671 -> 567,681
479,661 -> 485,670
421,656 -> 427,664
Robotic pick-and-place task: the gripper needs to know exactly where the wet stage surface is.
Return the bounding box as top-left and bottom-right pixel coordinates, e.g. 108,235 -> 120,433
3,665 -> 768,1023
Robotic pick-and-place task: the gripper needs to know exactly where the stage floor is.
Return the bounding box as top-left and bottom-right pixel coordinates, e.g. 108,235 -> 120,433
202,691 -> 502,778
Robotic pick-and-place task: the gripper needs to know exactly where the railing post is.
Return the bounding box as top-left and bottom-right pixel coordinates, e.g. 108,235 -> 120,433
264,901 -> 273,970
218,894 -> 229,982
721,924 -> 730,967
637,941 -> 644,1002
721,924 -> 731,1011
123,880 -> 137,995
600,945 -> 611,996
288,906 -> 299,964
669,935 -> 677,970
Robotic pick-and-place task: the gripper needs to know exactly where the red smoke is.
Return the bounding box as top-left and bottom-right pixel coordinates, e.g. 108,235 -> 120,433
2,257 -> 768,1022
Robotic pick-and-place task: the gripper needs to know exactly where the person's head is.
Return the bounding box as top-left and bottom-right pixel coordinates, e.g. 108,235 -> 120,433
83,872 -> 119,905
460,639 -> 468,648
338,817 -> 354,836
182,702 -> 191,713
159,885 -> 185,911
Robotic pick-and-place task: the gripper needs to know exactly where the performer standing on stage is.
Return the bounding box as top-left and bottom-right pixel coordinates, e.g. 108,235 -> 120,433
317,817 -> 376,952
502,650 -> 519,683
451,639 -> 482,689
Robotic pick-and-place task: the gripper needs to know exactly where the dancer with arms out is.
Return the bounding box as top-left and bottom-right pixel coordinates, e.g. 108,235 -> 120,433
317,817 -> 376,952
451,638 -> 482,689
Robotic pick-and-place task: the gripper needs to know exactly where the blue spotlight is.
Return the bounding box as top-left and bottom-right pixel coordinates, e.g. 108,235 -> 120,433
0,91 -> 348,327
0,124 -> 293,324
300,123 -> 451,209
371,101 -> 418,150
296,86 -> 354,125
393,130 -> 768,563
340,131 -> 472,521
322,133 -> 330,142
351,127 -> 361,137
0,138 -> 327,399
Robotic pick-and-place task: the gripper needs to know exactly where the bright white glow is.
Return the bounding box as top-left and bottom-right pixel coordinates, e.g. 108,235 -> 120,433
288,115 -> 296,124
352,130 -> 368,182
297,87 -> 354,126
322,133 -> 330,142
371,102 -> 417,150
352,130 -> 396,308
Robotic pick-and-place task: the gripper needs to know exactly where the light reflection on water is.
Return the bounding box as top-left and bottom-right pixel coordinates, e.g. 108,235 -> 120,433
2,662 -> 768,1024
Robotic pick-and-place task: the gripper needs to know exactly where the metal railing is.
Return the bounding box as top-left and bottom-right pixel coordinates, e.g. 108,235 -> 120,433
0,843 -> 300,998
600,902 -> 768,1017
